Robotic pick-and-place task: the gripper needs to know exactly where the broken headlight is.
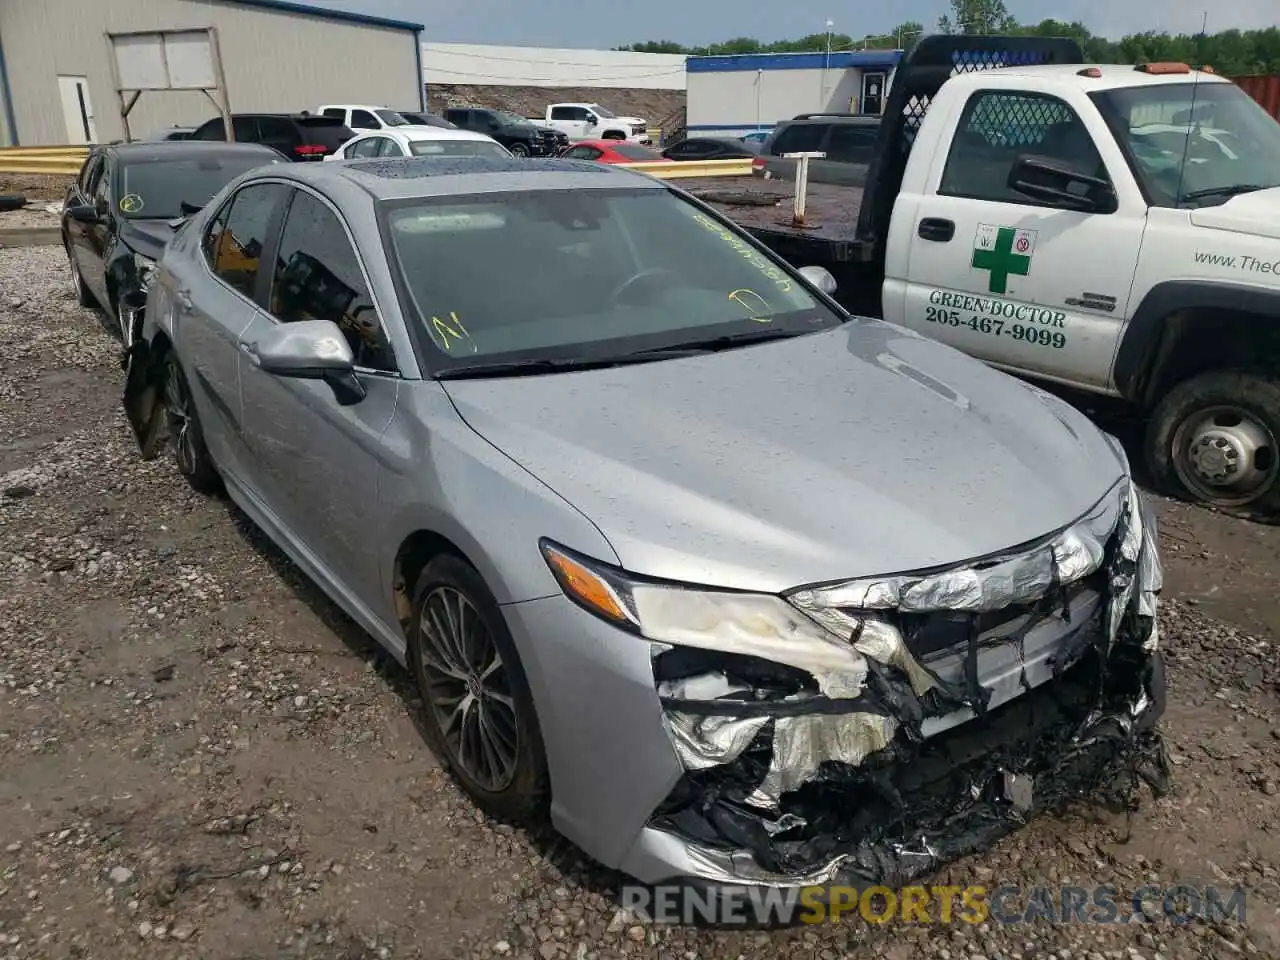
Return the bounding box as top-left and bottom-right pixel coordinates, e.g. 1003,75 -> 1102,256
538,539 -> 868,687
134,253 -> 157,291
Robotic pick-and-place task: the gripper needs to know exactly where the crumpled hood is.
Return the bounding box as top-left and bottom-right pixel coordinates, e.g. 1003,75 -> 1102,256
1190,186 -> 1280,240
443,321 -> 1125,593
119,218 -> 176,261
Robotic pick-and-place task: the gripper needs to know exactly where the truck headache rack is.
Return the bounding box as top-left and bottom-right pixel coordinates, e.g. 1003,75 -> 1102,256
856,35 -> 1084,259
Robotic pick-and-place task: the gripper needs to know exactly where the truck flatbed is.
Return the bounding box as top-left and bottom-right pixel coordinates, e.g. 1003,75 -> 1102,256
676,176 -> 869,263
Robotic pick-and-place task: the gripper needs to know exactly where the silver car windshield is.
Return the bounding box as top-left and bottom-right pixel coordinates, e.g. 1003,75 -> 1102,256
382,188 -> 843,368
1097,82 -> 1280,207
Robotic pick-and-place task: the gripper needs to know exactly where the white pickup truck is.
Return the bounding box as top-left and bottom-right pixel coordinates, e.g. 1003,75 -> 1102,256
689,35 -> 1280,516
543,103 -> 650,144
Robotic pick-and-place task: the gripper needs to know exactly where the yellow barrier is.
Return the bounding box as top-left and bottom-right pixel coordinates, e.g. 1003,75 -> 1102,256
0,145 -> 88,175
615,157 -> 754,179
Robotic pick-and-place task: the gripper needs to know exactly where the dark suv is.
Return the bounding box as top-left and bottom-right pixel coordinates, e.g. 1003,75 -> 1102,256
443,107 -> 566,157
754,114 -> 882,185
189,114 -> 355,161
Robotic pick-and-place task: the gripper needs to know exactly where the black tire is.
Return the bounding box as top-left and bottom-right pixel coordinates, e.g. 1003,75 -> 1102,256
163,352 -> 221,494
408,555 -> 548,823
1145,369 -> 1280,514
508,141 -> 531,157
67,249 -> 95,307
0,194 -> 25,212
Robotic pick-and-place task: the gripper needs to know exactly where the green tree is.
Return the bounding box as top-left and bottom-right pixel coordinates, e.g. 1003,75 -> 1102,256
937,0 -> 1017,35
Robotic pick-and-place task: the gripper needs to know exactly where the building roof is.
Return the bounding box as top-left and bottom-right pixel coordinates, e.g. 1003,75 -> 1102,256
687,50 -> 903,73
222,0 -> 424,33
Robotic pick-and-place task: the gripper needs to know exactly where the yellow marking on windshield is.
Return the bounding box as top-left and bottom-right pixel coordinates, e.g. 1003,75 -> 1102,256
430,311 -> 476,353
728,288 -> 773,322
691,213 -> 793,294
119,193 -> 144,214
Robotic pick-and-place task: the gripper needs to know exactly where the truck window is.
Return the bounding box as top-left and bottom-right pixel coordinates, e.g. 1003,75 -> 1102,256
321,108 -> 345,119
939,91 -> 1109,205
351,109 -> 379,130
444,109 -> 467,124
1094,82 -> 1280,208
769,123 -> 826,155
551,106 -> 584,121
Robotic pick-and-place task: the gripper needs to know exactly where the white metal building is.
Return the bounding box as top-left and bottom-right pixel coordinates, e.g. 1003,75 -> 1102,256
422,43 -> 686,90
0,0 -> 425,147
685,50 -> 903,138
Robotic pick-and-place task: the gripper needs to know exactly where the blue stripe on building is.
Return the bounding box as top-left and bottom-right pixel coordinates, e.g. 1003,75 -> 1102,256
686,50 -> 902,73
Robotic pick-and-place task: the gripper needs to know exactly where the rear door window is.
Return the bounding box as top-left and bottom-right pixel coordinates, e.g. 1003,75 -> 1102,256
376,137 -> 405,157
205,182 -> 288,300
351,109 -> 379,130
824,125 -> 878,163
256,116 -> 298,154
351,137 -> 382,158
769,123 -> 827,155
232,117 -> 258,142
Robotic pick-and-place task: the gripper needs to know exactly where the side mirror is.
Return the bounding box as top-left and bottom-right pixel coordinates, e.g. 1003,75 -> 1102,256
585,114 -> 598,125
244,319 -> 367,406
798,265 -> 838,296
67,204 -> 101,224
1008,155 -> 1117,213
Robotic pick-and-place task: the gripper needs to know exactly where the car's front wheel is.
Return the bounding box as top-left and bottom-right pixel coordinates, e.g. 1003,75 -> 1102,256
409,555 -> 548,822
508,141 -> 530,157
1146,369 -> 1280,515
163,353 -> 221,494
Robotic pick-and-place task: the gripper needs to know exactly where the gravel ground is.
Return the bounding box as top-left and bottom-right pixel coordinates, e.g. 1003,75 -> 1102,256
2,244 -> 1279,960
0,206 -> 61,231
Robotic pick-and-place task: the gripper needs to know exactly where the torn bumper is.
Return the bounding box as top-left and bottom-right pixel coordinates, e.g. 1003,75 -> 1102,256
512,478 -> 1168,888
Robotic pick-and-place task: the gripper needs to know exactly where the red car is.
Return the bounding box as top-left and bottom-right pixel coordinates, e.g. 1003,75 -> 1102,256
558,139 -> 663,164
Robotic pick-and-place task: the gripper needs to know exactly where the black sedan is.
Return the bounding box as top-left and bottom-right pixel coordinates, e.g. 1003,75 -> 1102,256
660,136 -> 760,161
62,140 -> 283,354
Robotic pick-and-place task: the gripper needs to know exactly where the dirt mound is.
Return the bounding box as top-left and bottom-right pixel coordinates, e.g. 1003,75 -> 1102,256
425,84 -> 686,129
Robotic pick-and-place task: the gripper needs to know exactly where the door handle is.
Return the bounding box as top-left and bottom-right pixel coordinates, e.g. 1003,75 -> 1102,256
174,288 -> 193,311
918,217 -> 955,242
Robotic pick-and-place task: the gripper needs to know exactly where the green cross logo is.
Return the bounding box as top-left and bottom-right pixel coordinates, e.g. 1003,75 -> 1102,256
971,226 -> 1031,294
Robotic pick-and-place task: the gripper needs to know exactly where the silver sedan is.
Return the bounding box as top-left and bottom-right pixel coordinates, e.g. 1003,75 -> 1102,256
123,156 -> 1167,892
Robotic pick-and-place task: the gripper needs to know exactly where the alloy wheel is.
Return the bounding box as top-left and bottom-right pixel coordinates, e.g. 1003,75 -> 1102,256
417,586 -> 519,792
163,359 -> 197,476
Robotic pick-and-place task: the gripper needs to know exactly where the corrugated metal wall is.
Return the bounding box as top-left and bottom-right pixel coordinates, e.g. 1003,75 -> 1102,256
1232,75 -> 1280,121
0,0 -> 420,145
423,43 -> 686,90
687,68 -> 864,134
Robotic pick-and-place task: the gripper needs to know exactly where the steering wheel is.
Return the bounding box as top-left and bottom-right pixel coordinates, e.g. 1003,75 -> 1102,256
611,267 -> 675,305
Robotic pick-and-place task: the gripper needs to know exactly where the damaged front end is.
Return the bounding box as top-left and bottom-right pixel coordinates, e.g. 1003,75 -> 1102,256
645,479 -> 1167,888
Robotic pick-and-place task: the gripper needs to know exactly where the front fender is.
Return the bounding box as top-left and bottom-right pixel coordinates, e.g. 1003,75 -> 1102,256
1114,279 -> 1280,403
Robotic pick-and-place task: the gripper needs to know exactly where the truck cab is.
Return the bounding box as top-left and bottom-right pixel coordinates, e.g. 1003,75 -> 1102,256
687,37 -> 1280,517
544,103 -> 650,144
318,104 -> 411,132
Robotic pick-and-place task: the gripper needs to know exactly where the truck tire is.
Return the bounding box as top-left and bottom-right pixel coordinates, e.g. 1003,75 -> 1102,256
508,141 -> 530,157
1145,369 -> 1280,515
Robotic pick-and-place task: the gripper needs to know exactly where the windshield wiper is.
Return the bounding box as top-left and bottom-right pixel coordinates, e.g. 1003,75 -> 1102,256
434,356 -> 626,380
633,326 -> 809,357
1181,183 -> 1269,203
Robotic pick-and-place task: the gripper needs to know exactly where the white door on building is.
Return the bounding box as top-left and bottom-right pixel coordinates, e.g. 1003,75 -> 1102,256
58,76 -> 97,144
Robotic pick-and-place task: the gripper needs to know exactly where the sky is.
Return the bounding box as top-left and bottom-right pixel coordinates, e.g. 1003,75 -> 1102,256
300,0 -> 1278,48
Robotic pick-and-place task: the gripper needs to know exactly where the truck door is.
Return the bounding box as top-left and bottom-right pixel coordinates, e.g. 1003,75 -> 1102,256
894,87 -> 1146,391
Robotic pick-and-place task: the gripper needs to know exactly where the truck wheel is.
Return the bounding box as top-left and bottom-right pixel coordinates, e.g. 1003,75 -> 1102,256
508,141 -> 530,157
1146,369 -> 1280,514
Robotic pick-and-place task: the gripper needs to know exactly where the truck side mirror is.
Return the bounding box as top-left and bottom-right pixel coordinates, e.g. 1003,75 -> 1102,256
1008,155 -> 1117,214
585,114 -> 597,125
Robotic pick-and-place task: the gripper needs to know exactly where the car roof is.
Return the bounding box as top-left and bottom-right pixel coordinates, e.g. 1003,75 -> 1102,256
104,140 -> 281,161
679,136 -> 753,146
262,155 -> 667,200
320,104 -> 386,111
369,126 -> 501,143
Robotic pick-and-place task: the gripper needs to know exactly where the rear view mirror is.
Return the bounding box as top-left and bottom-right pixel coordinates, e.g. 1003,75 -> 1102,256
244,319 -> 366,405
798,265 -> 838,295
66,204 -> 101,224
1008,155 -> 1117,213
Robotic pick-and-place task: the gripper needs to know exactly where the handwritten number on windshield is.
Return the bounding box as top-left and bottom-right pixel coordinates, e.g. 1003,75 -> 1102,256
430,311 -> 476,353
